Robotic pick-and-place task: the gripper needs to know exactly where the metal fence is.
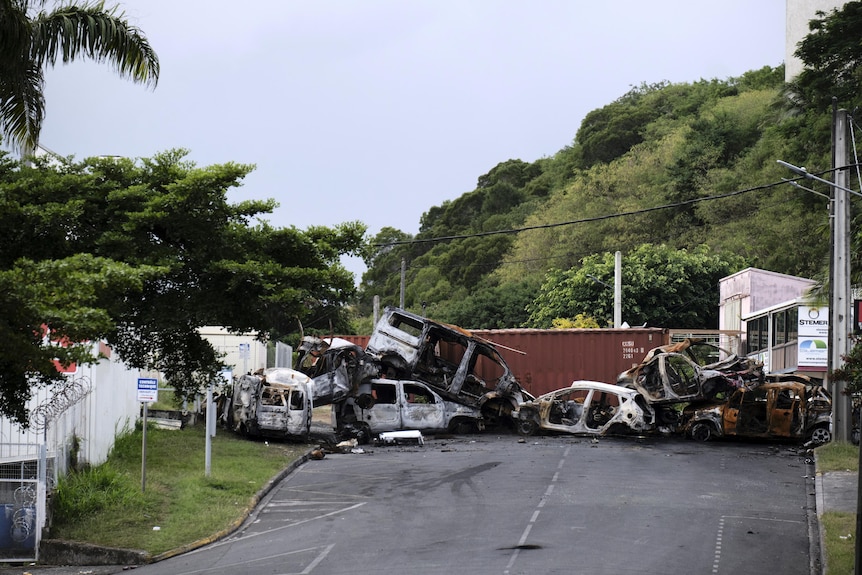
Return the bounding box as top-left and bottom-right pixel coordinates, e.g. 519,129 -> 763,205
0,445 -> 51,562
0,342 -> 143,562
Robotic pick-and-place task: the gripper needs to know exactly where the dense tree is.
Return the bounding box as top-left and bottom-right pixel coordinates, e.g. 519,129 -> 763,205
791,1 -> 862,113
525,244 -> 745,329
0,150 -> 365,424
434,276 -> 540,329
0,0 -> 159,153
356,227 -> 414,315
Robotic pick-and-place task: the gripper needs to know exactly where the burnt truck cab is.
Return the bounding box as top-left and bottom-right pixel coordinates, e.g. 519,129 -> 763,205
682,380 -> 832,445
223,368 -> 313,439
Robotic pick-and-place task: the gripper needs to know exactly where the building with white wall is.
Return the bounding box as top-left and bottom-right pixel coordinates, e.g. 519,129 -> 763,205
198,326 -> 268,378
719,268 -> 822,376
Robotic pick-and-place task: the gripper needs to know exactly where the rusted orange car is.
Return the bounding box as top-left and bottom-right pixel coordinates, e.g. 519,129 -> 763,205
681,378 -> 832,445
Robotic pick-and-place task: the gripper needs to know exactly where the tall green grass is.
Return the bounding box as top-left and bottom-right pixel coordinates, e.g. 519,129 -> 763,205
816,441 -> 859,473
49,423 -> 308,554
815,441 -> 859,574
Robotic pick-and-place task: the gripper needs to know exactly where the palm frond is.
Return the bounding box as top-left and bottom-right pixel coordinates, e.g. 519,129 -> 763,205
30,2 -> 159,88
0,59 -> 45,153
0,0 -> 43,153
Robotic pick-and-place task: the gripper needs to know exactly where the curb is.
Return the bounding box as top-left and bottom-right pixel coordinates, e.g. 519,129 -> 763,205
810,452 -> 825,575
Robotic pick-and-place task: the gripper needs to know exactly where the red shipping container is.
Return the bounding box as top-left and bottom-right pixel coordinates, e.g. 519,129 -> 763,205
470,328 -> 669,397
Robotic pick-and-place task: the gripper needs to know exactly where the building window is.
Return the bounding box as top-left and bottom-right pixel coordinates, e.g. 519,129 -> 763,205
747,316 -> 767,354
788,307 -> 798,342
774,310 -> 786,345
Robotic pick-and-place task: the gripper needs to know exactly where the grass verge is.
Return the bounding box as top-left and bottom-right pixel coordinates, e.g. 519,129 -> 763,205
815,441 -> 859,575
49,422 -> 308,555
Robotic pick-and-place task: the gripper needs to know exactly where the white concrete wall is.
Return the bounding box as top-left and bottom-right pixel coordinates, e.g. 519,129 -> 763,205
199,326 -> 267,376
719,267 -> 816,354
0,342 -> 141,474
786,0 -> 846,80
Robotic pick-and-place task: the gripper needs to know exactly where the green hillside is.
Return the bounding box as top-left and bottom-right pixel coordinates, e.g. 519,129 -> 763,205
356,68 -> 818,328
355,4 -> 862,333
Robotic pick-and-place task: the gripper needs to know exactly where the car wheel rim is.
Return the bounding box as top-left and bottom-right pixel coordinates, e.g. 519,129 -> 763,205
810,427 -> 831,445
691,423 -> 711,442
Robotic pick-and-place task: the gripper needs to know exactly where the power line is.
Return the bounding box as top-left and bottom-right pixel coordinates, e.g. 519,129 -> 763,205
373,178 -> 808,248
373,162 -> 862,250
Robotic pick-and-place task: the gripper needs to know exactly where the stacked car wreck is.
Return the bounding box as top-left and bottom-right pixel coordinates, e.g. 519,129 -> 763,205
514,338 -> 832,445
219,315 -> 832,447
220,307 -> 533,442
617,339 -> 833,445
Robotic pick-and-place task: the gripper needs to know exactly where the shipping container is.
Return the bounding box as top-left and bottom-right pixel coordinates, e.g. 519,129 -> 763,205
470,329 -> 669,397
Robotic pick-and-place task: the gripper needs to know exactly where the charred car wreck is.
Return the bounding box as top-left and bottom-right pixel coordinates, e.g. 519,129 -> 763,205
222,368 -> 313,439
514,380 -> 654,438
292,307 -> 532,441
617,339 -> 765,428
618,339 -> 832,444
683,377 -> 832,445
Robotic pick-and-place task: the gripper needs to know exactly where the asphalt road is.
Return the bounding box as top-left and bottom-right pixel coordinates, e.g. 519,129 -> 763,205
126,433 -> 816,575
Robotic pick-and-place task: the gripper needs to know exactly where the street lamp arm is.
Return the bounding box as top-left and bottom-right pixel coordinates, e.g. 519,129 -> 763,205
776,159 -> 808,176
777,160 -> 862,198
781,178 -> 831,199
585,274 -> 612,289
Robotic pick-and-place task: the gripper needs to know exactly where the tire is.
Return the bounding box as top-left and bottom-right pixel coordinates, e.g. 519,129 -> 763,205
517,418 -> 538,437
808,426 -> 832,446
690,421 -> 714,442
448,418 -> 478,435
658,408 -> 680,426
356,423 -> 373,445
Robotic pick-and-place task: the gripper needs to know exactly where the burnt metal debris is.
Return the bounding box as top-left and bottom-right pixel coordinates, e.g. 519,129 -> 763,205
219,307 -> 532,442
218,318 -> 832,447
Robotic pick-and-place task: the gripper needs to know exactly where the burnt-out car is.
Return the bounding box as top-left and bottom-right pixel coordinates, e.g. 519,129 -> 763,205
304,307 -> 533,431
513,381 -> 655,437
337,379 -> 484,441
223,368 -> 313,439
617,339 -> 763,425
682,379 -> 832,445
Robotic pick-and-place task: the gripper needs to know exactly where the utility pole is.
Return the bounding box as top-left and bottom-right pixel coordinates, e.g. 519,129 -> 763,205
614,251 -> 622,328
400,257 -> 406,309
831,105 -> 851,443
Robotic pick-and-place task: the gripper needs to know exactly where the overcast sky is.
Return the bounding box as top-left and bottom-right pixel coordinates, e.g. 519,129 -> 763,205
33,1 -> 786,281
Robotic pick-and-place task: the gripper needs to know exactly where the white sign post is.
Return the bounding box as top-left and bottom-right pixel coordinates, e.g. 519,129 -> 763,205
137,378 -> 158,492
239,342 -> 250,376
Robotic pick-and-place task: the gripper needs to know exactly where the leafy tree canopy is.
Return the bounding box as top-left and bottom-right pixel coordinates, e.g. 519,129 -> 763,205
0,150 -> 365,424
525,244 -> 745,329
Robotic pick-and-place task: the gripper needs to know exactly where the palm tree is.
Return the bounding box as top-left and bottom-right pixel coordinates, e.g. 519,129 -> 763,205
0,0 -> 159,154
